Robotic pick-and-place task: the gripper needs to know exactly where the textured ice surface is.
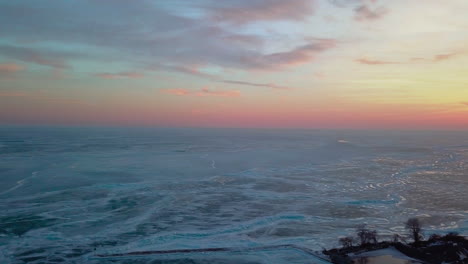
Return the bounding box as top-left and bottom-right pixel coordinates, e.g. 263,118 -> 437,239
0,127 -> 467,263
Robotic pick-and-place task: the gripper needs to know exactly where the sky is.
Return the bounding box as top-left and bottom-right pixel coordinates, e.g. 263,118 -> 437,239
0,0 -> 467,129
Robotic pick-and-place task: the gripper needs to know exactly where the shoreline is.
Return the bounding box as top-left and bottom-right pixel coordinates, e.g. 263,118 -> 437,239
323,233 -> 468,264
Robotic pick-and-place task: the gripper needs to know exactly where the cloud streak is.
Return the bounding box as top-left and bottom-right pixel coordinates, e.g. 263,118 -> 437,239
151,64 -> 215,79
0,1 -> 335,73
0,63 -> 25,74
354,4 -> 388,21
162,87 -> 240,97
434,53 -> 458,62
95,72 -> 144,79
360,50 -> 464,65
248,39 -> 337,69
411,51 -> 464,63
222,80 -> 292,90
355,58 -> 399,65
0,45 -> 75,69
208,0 -> 315,24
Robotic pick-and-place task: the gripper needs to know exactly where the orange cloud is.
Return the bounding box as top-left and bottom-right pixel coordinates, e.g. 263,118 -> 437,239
0,63 -> 25,73
355,58 -> 398,65
410,51 -> 463,63
162,87 -> 240,97
95,72 -> 144,79
162,89 -> 191,96
434,53 -> 458,62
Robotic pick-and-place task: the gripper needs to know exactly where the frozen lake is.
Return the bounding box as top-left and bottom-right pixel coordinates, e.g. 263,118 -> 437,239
0,127 -> 467,263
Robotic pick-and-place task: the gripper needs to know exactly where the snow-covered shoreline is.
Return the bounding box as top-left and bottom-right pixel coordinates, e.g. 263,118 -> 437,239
350,247 -> 423,264
323,232 -> 467,264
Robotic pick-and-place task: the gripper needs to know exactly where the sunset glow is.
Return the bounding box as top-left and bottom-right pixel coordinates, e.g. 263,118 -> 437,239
1,0 -> 467,129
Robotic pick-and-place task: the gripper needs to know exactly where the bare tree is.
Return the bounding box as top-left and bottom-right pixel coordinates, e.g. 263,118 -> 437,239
356,225 -> 368,246
366,230 -> 378,244
405,218 -> 423,245
356,257 -> 369,264
356,225 -> 378,246
339,236 -> 354,248
393,234 -> 406,243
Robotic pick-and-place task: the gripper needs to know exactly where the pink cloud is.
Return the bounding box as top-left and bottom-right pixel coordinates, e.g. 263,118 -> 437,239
95,72 -> 144,79
222,34 -> 263,46
211,0 -> 315,24
355,58 -> 398,65
251,39 -> 336,69
196,87 -> 241,97
0,45 -> 71,69
434,53 -> 457,62
410,51 -> 462,63
461,102 -> 468,106
29,54 -> 68,69
162,89 -> 191,96
0,63 -> 25,73
162,87 -> 240,97
222,80 -> 292,90
150,38 -> 336,73
354,4 -> 388,21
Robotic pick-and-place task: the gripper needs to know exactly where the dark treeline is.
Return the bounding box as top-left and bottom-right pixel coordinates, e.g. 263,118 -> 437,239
324,218 -> 467,264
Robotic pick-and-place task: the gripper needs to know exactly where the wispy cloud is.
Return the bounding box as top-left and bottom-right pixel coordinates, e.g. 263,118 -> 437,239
151,64 -> 215,79
162,89 -> 191,96
434,53 -> 458,62
359,50 -> 463,65
162,87 -> 240,97
354,4 -> 388,21
249,39 -> 337,69
151,38 -> 336,74
0,45 -> 72,69
461,102 -> 468,106
410,57 -> 426,62
95,72 -> 144,79
0,1 -> 336,74
355,58 -> 399,65
197,87 -> 241,97
328,0 -> 377,8
0,63 -> 25,79
209,0 -> 315,24
410,51 -> 463,63
0,63 -> 25,74
222,80 -> 292,90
